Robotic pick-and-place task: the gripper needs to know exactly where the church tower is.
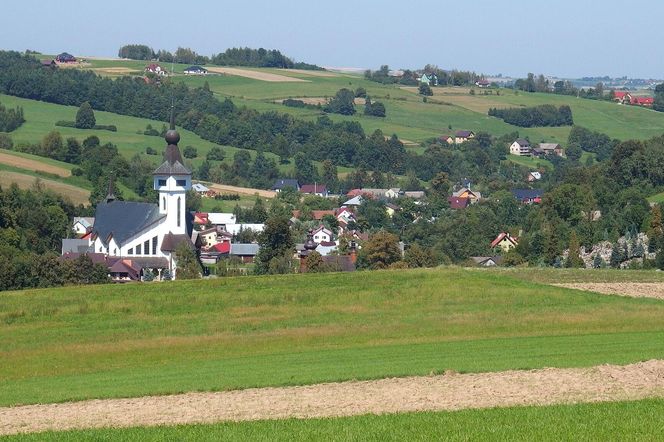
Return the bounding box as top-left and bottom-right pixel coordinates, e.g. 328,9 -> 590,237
153,115 -> 191,235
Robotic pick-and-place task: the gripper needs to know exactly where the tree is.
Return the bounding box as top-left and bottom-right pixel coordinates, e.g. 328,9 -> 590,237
64,137 -> 82,164
206,146 -> 225,161
305,250 -> 325,272
419,83 -> 433,96
254,216 -> 293,274
321,159 -> 339,193
565,231 -> 584,268
359,231 -> 402,269
324,88 -> 356,115
294,152 -> 318,184
183,146 -> 198,159
41,130 -> 65,160
0,133 -> 13,150
75,101 -> 96,129
174,242 -> 201,279
404,244 -> 436,268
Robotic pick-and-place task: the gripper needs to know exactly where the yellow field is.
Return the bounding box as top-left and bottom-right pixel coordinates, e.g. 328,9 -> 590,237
0,171 -> 89,204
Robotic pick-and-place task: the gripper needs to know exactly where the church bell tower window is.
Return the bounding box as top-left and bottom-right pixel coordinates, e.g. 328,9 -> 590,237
177,197 -> 181,227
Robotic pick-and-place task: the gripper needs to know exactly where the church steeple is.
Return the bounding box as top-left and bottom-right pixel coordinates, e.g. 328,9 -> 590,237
105,174 -> 116,203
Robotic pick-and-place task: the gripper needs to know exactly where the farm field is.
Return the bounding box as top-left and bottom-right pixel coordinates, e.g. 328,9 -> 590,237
5,398 -> 664,441
68,58 -> 664,145
0,170 -> 90,205
2,268 -> 664,408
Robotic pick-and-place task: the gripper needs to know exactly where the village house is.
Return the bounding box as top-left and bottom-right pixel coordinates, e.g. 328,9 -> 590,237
272,178 -> 300,192
512,189 -> 543,204
230,243 -> 260,263
475,79 -> 491,88
55,52 -> 76,63
533,143 -> 565,157
470,256 -> 503,267
452,187 -> 481,203
419,73 -> 438,86
448,196 -> 470,209
527,171 -> 542,182
613,91 -> 632,104
145,63 -> 167,76
225,223 -> 264,236
40,59 -> 56,68
455,130 -> 475,144
439,135 -> 454,145
72,217 -> 95,236
509,139 -> 531,156
183,65 -> 208,75
491,232 -> 519,252
312,225 -> 333,244
300,183 -> 329,198
87,121 -> 198,280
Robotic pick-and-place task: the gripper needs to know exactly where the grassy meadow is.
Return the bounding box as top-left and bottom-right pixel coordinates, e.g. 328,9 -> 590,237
2,267 -> 664,406
7,398 -> 664,441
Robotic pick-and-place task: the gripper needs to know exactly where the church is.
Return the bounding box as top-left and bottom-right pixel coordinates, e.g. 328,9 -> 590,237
90,122 -> 198,280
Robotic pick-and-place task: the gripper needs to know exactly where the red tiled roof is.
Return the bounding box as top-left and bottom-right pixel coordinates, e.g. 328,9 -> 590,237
312,210 -> 335,220
194,212 -> 208,224
448,196 -> 470,209
210,242 -> 231,254
614,91 -> 629,98
490,232 -> 518,248
300,184 -> 328,194
347,189 -> 363,197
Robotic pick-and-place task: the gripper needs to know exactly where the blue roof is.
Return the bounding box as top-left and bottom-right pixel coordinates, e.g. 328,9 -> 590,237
511,189 -> 543,200
272,179 -> 300,190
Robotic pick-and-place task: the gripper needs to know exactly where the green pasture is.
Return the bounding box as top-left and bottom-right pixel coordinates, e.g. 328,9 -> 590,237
199,194 -> 258,212
2,268 -> 664,406
9,399 -> 664,441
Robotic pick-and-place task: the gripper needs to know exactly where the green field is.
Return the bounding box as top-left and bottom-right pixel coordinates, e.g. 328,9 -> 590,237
2,268 -> 664,406
7,399 -> 664,441
58,58 -> 664,145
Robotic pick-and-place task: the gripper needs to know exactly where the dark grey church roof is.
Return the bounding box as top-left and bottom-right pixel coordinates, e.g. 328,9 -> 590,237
153,160 -> 191,176
92,201 -> 164,246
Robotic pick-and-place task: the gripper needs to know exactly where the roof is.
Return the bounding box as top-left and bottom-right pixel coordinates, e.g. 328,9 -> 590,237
529,171 -> 542,180
73,217 -> 95,229
272,179 -> 300,190
312,210 -> 335,220
209,242 -> 231,254
184,65 -> 207,72
192,183 -> 209,192
514,138 -> 530,147
343,195 -> 363,206
403,191 -> 425,199
207,212 -> 236,225
160,232 -> 194,252
312,225 -> 332,236
512,189 -> 544,200
300,184 -> 328,194
92,201 -> 164,246
61,238 -> 93,254
614,91 -> 630,98
455,130 -> 474,138
452,188 -> 481,199
194,212 -> 209,225
230,243 -> 260,256
470,256 -> 503,265
539,143 -> 561,150
321,255 -> 356,272
448,196 -> 470,209
346,189 -> 363,197
491,232 -> 518,248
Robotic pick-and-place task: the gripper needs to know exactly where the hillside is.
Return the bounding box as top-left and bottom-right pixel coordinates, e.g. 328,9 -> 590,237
2,267 -> 664,406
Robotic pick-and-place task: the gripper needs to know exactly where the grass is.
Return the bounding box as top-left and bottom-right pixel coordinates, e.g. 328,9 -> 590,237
6,399 -> 664,441
2,267 -> 664,406
505,154 -> 553,170
199,194 -> 258,212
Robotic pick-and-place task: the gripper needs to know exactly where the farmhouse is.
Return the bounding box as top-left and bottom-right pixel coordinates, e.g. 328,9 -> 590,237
439,135 -> 454,144
272,178 -> 300,192
300,183 -> 329,197
448,196 -> 470,209
491,232 -> 518,252
89,122 -> 198,280
512,188 -> 543,204
72,216 -> 95,236
534,143 -> 565,157
145,63 -> 166,76
183,65 -> 208,75
475,79 -> 491,88
455,130 -> 475,144
419,73 -> 438,86
510,139 -> 531,156
452,187 -> 481,203
55,52 -> 76,63
527,171 -> 542,182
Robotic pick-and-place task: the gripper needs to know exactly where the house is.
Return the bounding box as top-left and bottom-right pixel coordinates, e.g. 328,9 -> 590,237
511,189 -> 543,204
613,91 -> 632,104
55,52 -> 76,63
403,191 -> 425,199
40,59 -> 56,68
455,130 -> 475,144
385,188 -> 401,199
88,122 -> 198,280
183,65 -> 208,75
452,187 -> 481,203
198,226 -> 232,248
491,232 -> 518,252
439,135 -> 454,145
342,195 -> 364,207
207,212 -> 236,227
192,182 -> 209,195
72,217 -> 95,236
419,73 -> 438,86
145,63 -> 166,76
527,171 -> 542,182
631,96 -> 654,107
475,79 -> 491,88
230,243 -> 260,263
509,139 -> 531,156
385,203 -> 400,217
312,225 -> 333,244
536,143 -> 565,157
272,178 -> 300,192
470,256 -> 503,267
300,184 -> 329,198
448,196 -> 470,209
200,241 -> 231,265
59,252 -> 165,283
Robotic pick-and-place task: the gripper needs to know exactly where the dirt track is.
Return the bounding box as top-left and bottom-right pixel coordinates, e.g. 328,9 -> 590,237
555,283 -> 664,300
206,183 -> 276,198
1,360 -> 663,435
0,151 -> 71,177
205,67 -> 309,82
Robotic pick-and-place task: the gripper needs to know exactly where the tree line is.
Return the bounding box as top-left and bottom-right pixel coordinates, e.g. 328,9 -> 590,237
118,44 -> 322,70
0,100 -> 24,132
488,105 -> 573,127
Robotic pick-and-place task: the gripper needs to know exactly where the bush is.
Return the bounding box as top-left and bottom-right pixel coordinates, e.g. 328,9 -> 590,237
55,120 -> 76,128
419,83 -> 433,96
183,146 -> 198,159
71,167 -> 84,176
145,146 -> 158,155
0,133 -> 13,149
488,105 -> 573,127
75,101 -> 96,129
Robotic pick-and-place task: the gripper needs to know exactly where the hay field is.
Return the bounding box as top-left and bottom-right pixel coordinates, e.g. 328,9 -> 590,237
0,171 -> 90,204
205,67 -> 310,82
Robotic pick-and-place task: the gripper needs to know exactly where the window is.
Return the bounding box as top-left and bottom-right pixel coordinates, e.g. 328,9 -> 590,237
144,240 -> 150,255
176,179 -> 186,187
113,248 -> 117,255
128,248 -> 133,255
136,244 -> 141,255
152,236 -> 158,255
158,179 -> 166,186
162,197 -> 166,210
177,197 -> 181,227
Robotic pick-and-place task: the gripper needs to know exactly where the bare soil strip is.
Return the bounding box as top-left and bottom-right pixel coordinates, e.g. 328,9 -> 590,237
0,172 -> 90,205
555,283 -> 664,300
1,360 -> 663,435
275,69 -> 339,77
205,67 -> 309,83
0,151 -> 71,177
206,183 -> 276,198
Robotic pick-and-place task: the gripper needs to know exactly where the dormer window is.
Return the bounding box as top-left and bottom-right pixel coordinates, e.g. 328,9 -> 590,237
158,179 -> 167,186
176,179 -> 187,187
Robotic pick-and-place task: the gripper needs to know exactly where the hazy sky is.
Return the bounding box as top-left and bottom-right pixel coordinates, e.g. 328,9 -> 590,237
3,0 -> 663,78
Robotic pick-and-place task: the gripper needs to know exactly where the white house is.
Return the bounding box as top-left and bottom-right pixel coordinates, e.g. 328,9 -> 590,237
207,212 -> 236,227
312,225 -> 333,244
72,217 -> 94,236
510,139 -> 531,156
90,123 -> 196,279
183,65 -> 208,75
192,182 -> 209,195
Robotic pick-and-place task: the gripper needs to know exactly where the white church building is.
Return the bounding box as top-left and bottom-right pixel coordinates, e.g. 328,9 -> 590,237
90,123 -> 198,279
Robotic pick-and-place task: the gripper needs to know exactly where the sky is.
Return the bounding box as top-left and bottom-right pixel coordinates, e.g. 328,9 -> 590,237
2,0 -> 663,79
